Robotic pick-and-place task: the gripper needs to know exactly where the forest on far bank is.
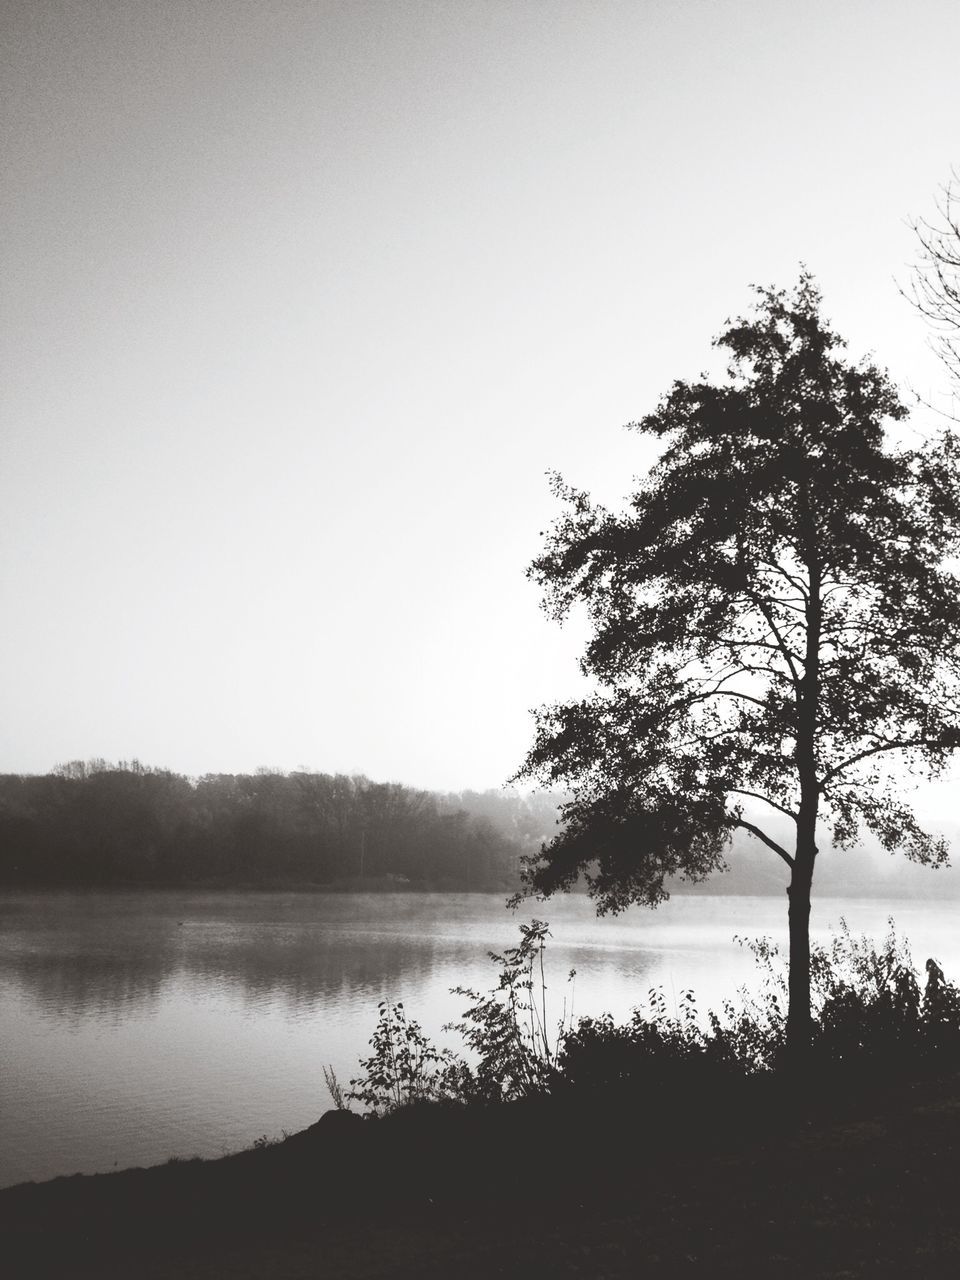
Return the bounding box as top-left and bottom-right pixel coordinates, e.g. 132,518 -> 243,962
0,760 -> 956,898
0,761 -> 560,891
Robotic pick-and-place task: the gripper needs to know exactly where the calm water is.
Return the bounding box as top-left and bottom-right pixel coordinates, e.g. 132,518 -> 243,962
2,889 -> 958,1188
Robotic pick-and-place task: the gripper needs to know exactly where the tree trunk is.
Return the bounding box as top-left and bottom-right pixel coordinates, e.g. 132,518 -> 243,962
786,851 -> 814,1058
787,537 -> 821,1067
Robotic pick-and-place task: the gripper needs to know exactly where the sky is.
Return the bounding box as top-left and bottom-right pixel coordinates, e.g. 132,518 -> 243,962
2,0 -> 960,799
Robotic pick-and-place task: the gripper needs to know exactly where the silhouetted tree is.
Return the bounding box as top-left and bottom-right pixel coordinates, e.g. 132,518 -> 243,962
908,168 -> 960,391
515,275 -> 960,1058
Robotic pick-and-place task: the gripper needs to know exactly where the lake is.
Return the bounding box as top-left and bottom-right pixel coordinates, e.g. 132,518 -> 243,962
2,889 -> 958,1188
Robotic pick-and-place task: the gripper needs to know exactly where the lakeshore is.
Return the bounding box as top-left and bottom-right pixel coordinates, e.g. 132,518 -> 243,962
2,1072 -> 959,1278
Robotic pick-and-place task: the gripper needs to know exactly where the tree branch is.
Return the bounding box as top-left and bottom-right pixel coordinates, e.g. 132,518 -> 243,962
744,589 -> 803,688
819,734 -> 960,788
735,818 -> 794,869
685,688 -> 771,711
730,789 -> 798,822
758,558 -> 810,601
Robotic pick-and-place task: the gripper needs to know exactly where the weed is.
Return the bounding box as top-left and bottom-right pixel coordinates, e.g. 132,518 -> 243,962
346,1001 -> 462,1114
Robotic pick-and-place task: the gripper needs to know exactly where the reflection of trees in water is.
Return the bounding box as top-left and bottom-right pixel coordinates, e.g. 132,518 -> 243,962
1,926 -> 660,1024
0,894 -> 493,1019
1,891 -> 685,1023
175,929 -> 447,1012
0,950 -> 170,1022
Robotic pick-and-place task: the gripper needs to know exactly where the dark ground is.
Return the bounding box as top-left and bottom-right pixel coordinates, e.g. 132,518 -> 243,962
2,1074 -> 959,1278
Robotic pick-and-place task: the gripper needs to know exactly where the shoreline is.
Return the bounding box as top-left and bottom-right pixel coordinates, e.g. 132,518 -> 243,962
3,1075 -> 960,1278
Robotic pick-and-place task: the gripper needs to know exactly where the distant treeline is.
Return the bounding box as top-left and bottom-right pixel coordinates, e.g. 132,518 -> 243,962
0,761 -> 562,891
0,761 -> 955,897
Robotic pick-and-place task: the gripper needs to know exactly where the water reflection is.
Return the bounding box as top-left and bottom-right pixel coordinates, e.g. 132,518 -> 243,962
4,890 -> 956,1023
0,892 -> 521,1019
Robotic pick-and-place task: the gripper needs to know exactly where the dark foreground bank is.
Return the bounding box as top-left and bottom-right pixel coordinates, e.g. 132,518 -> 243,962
3,1074 -> 960,1279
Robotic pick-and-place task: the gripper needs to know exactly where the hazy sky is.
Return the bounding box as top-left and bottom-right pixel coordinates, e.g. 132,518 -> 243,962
3,0 -> 960,795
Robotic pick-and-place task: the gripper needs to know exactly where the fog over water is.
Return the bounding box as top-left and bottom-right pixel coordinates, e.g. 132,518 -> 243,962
3,890 -> 959,1189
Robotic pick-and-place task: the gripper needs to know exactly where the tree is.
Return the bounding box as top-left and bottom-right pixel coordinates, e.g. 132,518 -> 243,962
514,275 -> 960,1059
907,169 -> 960,393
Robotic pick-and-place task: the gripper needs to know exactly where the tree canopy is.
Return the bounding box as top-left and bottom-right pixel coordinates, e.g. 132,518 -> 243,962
516,275 -> 960,1047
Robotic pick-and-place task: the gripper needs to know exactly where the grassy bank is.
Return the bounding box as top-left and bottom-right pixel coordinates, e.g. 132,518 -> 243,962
2,1071 -> 960,1278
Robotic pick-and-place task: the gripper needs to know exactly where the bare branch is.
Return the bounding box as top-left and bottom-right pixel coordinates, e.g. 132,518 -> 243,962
735,818 -> 794,869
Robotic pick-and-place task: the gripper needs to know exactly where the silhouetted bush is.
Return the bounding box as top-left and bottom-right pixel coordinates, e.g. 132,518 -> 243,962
445,919 -> 576,1102
346,1001 -> 464,1114
561,920 -> 960,1094
811,920 -> 960,1079
348,918 -> 960,1116
345,922 -> 576,1112
558,988 -> 731,1099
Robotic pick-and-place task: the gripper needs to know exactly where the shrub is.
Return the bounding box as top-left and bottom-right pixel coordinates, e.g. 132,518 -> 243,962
346,921 -> 576,1112
445,919 -> 576,1102
522,917 -> 960,1094
923,956 -> 960,1061
346,1001 -> 463,1115
808,919 -> 960,1077
558,985 -> 707,1092
346,917 -> 960,1116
